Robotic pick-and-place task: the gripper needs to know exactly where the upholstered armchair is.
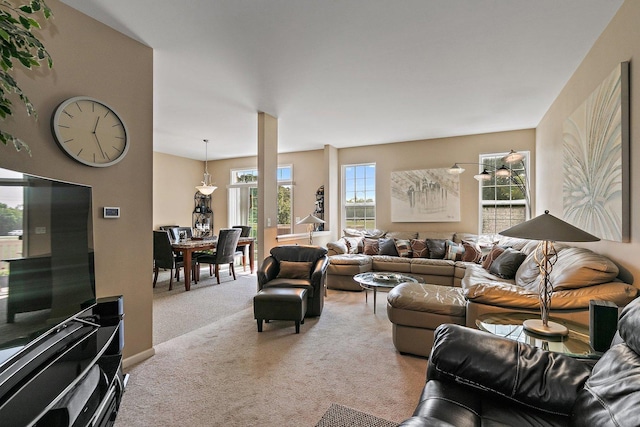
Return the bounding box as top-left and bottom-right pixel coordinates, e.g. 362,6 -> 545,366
257,245 -> 329,317
399,296 -> 640,426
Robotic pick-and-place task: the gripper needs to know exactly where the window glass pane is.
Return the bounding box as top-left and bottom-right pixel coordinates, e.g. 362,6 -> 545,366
343,164 -> 375,230
479,153 -> 529,234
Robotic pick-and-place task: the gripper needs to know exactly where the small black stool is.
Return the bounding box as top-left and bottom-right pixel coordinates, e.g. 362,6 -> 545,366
254,288 -> 308,333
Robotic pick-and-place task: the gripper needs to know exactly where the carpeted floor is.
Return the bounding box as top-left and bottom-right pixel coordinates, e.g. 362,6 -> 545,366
117,268 -> 427,426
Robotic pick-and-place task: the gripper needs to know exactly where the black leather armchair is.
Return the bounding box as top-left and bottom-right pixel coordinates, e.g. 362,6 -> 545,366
257,245 -> 328,317
400,297 -> 640,427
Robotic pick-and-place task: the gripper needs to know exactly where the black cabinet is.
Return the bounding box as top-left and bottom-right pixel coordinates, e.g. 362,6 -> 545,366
0,297 -> 127,427
193,192 -> 213,237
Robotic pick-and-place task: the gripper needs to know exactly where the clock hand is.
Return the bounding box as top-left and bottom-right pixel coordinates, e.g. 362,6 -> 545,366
93,134 -> 107,159
93,116 -> 100,133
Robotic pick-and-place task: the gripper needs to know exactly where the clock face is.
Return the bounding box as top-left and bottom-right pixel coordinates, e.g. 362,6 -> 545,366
52,96 -> 129,167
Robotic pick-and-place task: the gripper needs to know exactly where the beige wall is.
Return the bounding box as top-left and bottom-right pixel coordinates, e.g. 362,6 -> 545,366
1,1 -> 154,361
153,152 -> 204,229
536,0 -> 639,285
339,129 -> 535,234
161,130 -> 534,248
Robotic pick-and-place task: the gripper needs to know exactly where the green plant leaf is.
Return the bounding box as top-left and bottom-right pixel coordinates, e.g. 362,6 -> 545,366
0,0 -> 52,153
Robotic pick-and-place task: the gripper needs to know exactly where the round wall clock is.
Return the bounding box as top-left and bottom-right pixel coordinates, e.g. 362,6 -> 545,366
51,96 -> 129,167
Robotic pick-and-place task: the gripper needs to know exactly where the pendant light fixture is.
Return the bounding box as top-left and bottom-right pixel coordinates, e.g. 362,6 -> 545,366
196,139 -> 217,195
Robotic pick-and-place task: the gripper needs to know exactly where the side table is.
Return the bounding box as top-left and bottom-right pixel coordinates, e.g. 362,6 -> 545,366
476,312 -> 601,360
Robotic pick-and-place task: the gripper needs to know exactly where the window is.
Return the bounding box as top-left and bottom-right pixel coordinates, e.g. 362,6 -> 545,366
479,152 -> 529,235
229,166 -> 293,236
343,163 -> 376,230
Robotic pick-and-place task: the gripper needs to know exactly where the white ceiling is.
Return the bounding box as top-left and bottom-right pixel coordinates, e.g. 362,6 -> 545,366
60,0 -> 623,161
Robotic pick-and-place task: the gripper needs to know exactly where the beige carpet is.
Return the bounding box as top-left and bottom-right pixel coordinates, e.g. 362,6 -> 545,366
118,270 -> 427,426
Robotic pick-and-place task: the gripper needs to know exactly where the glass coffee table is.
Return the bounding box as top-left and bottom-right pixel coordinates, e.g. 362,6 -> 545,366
353,272 -> 425,313
476,312 -> 601,359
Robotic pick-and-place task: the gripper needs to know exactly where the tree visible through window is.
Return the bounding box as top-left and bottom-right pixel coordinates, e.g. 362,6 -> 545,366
229,166 -> 292,236
479,152 -> 529,235
343,163 -> 375,229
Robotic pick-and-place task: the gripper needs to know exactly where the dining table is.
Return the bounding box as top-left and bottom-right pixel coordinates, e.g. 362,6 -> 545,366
171,236 -> 256,291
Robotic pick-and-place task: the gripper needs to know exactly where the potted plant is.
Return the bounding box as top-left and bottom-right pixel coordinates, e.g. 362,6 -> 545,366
0,0 -> 53,154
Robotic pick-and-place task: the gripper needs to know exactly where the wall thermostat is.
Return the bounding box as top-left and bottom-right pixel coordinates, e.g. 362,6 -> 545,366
103,207 -> 120,218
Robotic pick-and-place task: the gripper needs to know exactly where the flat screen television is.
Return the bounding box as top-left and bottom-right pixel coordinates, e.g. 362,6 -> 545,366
0,167 -> 96,375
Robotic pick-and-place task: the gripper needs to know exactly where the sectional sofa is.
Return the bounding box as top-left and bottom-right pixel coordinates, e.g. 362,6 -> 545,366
326,229 -> 637,355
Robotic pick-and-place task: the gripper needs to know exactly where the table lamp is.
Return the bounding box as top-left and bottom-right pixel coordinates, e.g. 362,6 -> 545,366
499,210 -> 599,336
297,214 -> 325,245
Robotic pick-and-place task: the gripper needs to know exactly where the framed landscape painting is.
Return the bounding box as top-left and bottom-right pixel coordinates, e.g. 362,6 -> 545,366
562,61 -> 630,242
391,168 -> 460,222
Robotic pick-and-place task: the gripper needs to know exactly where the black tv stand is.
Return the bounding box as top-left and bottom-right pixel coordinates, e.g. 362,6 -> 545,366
0,296 -> 127,427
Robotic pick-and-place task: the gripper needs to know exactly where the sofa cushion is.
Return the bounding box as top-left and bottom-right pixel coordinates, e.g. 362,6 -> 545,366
378,238 -> 399,256
386,231 -> 419,240
550,247 -> 619,290
410,239 -> 428,258
444,240 -> 464,261
371,255 -> 412,273
326,239 -> 348,255
461,240 -> 482,263
343,228 -> 365,237
426,239 -> 447,259
482,245 -> 506,270
343,236 -> 363,254
516,246 -> 619,292
489,248 -> 527,279
363,229 -> 386,238
418,231 -> 456,241
394,238 -> 412,258
277,261 -> 312,279
363,238 -> 379,255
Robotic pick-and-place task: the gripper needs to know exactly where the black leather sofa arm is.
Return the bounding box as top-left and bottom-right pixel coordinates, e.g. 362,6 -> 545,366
257,256 -> 278,288
310,256 -> 329,287
428,324 -> 592,416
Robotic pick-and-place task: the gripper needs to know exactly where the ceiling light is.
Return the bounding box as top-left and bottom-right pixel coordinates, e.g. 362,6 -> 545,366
196,139 -> 217,195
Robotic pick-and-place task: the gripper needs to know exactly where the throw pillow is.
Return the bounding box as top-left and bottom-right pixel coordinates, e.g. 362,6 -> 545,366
482,245 -> 506,270
276,261 -> 312,279
461,240 -> 482,263
426,239 -> 447,259
378,238 -> 399,256
445,240 -> 465,261
410,239 -> 429,258
394,238 -> 412,258
489,248 -> 527,279
343,236 -> 363,254
326,239 -> 348,255
363,238 -> 379,255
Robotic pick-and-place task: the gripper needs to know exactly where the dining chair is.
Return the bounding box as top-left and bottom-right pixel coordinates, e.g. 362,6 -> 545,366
232,225 -> 252,271
168,226 -> 193,241
196,228 -> 242,284
153,230 -> 197,290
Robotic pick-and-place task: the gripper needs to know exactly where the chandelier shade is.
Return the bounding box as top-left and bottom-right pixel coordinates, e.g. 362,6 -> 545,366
197,139 -> 217,195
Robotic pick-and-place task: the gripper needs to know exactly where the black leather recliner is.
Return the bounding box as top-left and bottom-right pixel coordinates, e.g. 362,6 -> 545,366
400,296 -> 640,427
257,245 -> 328,317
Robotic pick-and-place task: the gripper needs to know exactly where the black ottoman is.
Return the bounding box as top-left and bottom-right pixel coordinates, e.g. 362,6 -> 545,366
254,288 -> 308,333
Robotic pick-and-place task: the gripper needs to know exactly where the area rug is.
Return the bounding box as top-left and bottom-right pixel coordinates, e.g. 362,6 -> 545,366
315,403 -> 399,427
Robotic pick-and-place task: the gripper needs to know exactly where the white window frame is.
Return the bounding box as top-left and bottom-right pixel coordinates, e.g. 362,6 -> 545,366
478,151 -> 530,235
342,163 -> 376,231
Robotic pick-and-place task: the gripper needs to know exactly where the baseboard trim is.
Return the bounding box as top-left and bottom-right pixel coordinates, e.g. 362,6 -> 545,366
123,347 -> 155,369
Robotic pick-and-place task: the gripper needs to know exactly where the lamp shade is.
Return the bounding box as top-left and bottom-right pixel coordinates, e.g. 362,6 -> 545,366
500,210 -> 599,242
297,214 -> 325,225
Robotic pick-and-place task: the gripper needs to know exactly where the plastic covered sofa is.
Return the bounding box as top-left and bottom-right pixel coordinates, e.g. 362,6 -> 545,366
399,296 -> 640,426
